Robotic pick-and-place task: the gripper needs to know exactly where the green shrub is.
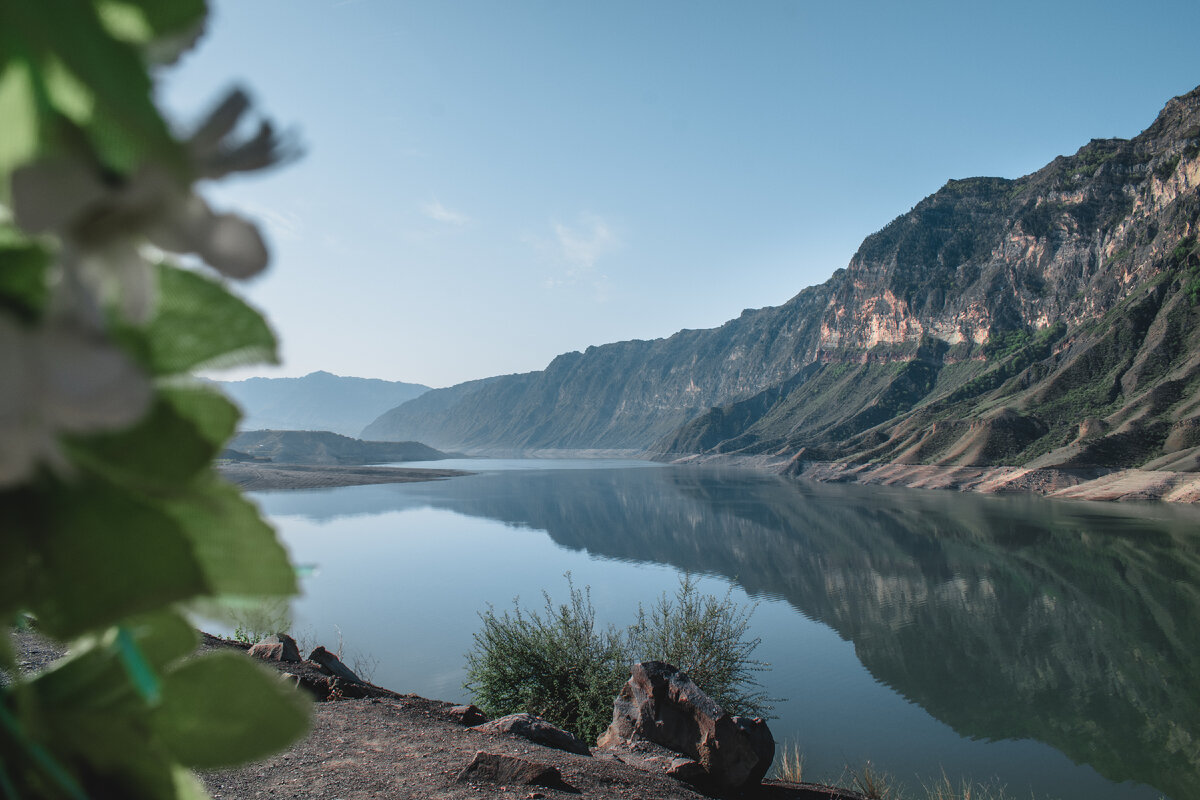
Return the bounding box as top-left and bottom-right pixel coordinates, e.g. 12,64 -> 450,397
629,574 -> 770,718
464,576 -> 631,743
464,575 -> 772,742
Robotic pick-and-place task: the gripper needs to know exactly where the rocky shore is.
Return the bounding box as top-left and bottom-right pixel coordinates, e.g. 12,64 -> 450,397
668,453 -> 1200,504
10,630 -> 865,800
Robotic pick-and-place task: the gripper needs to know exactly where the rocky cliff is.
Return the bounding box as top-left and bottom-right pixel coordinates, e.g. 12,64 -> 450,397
367,87 -> 1200,470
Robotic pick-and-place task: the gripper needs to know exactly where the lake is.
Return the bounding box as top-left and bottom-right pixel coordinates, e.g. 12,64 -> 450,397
244,459 -> 1200,800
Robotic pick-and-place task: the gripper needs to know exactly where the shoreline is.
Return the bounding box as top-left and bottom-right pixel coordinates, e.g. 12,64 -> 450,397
8,629 -> 860,800
217,462 -> 473,491
666,453 -> 1200,504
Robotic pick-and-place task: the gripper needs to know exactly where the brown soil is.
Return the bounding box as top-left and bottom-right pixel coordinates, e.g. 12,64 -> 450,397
10,631 -> 862,800
217,463 -> 471,491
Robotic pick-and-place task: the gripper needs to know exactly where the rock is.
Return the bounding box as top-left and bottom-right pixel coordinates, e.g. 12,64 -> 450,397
597,661 -> 774,792
307,646 -> 362,683
455,751 -> 577,792
449,704 -> 488,726
731,714 -> 775,787
665,757 -> 707,783
249,633 -> 301,663
471,713 -> 591,756
277,672 -> 301,689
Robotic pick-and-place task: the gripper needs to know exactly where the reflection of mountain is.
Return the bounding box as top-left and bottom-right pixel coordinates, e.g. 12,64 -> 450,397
289,468 -> 1200,800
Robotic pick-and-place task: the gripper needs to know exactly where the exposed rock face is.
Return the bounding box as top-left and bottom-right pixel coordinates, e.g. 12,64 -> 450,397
597,661 -> 774,792
364,86 -> 1200,471
471,713 -> 592,756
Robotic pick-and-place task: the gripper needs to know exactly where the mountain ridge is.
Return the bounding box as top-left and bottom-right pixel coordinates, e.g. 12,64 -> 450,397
222,371 -> 429,437
365,86 -> 1200,474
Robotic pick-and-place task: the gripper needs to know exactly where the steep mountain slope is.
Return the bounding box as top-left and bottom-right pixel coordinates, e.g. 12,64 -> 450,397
660,89 -> 1200,470
221,371 -> 429,436
362,288 -> 832,450
367,87 -> 1200,469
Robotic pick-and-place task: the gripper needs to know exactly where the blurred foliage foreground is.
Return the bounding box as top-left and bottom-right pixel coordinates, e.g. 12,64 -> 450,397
1,2 -> 310,797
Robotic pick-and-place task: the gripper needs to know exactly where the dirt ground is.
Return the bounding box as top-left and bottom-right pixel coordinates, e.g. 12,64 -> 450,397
9,631 -> 863,800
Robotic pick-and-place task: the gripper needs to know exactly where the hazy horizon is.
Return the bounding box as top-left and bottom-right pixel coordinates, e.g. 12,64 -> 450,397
167,0 -> 1200,388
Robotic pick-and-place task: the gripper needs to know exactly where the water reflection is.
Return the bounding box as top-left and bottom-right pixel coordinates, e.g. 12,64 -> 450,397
255,467 -> 1200,799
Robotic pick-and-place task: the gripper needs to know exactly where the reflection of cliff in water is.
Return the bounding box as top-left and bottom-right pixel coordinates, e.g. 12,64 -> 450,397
318,466 -> 1200,800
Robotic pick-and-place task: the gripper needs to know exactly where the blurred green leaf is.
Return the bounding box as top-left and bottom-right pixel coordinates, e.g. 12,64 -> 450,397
2,0 -> 181,173
0,52 -> 41,198
33,614 -> 195,712
162,383 -> 240,449
97,0 -> 207,45
0,629 -> 14,674
123,611 -> 200,671
44,55 -> 94,125
30,482 -> 207,639
44,703 -> 178,800
167,477 -> 296,598
170,764 -> 211,800
0,489 -> 39,618
115,263 -> 278,375
68,384 -> 239,491
153,652 -> 309,768
0,225 -> 52,318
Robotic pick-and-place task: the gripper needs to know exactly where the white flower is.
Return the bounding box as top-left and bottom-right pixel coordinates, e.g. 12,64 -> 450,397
8,88 -> 291,322
0,314 -> 151,487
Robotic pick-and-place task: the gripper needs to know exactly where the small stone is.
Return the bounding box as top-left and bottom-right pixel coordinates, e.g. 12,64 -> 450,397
449,704 -> 488,725
307,646 -> 362,683
249,633 -> 301,663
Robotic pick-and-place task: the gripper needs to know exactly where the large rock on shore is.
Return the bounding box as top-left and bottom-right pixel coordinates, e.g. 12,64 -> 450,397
597,661 -> 774,792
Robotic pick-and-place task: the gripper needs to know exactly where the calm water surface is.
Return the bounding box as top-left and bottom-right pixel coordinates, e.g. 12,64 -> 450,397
245,460 -> 1200,800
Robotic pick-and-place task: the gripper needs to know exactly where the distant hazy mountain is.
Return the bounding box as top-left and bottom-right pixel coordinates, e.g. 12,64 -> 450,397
220,371 -> 430,436
363,86 -> 1200,471
228,430 -> 448,465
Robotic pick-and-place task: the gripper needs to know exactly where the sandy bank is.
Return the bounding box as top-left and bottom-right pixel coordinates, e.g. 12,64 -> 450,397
218,462 -> 471,491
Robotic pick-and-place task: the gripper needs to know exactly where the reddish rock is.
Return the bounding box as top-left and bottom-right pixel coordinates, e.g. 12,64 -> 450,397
449,704 -> 488,726
455,751 -> 577,792
307,646 -> 362,683
249,633 -> 301,663
471,713 -> 591,756
597,661 -> 774,792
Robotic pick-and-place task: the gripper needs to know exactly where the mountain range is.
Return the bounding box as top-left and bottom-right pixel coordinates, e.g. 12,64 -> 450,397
220,371 -> 429,436
363,87 -> 1200,474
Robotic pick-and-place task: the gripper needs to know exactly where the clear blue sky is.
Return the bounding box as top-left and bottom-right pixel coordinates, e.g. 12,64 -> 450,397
164,0 -> 1200,388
